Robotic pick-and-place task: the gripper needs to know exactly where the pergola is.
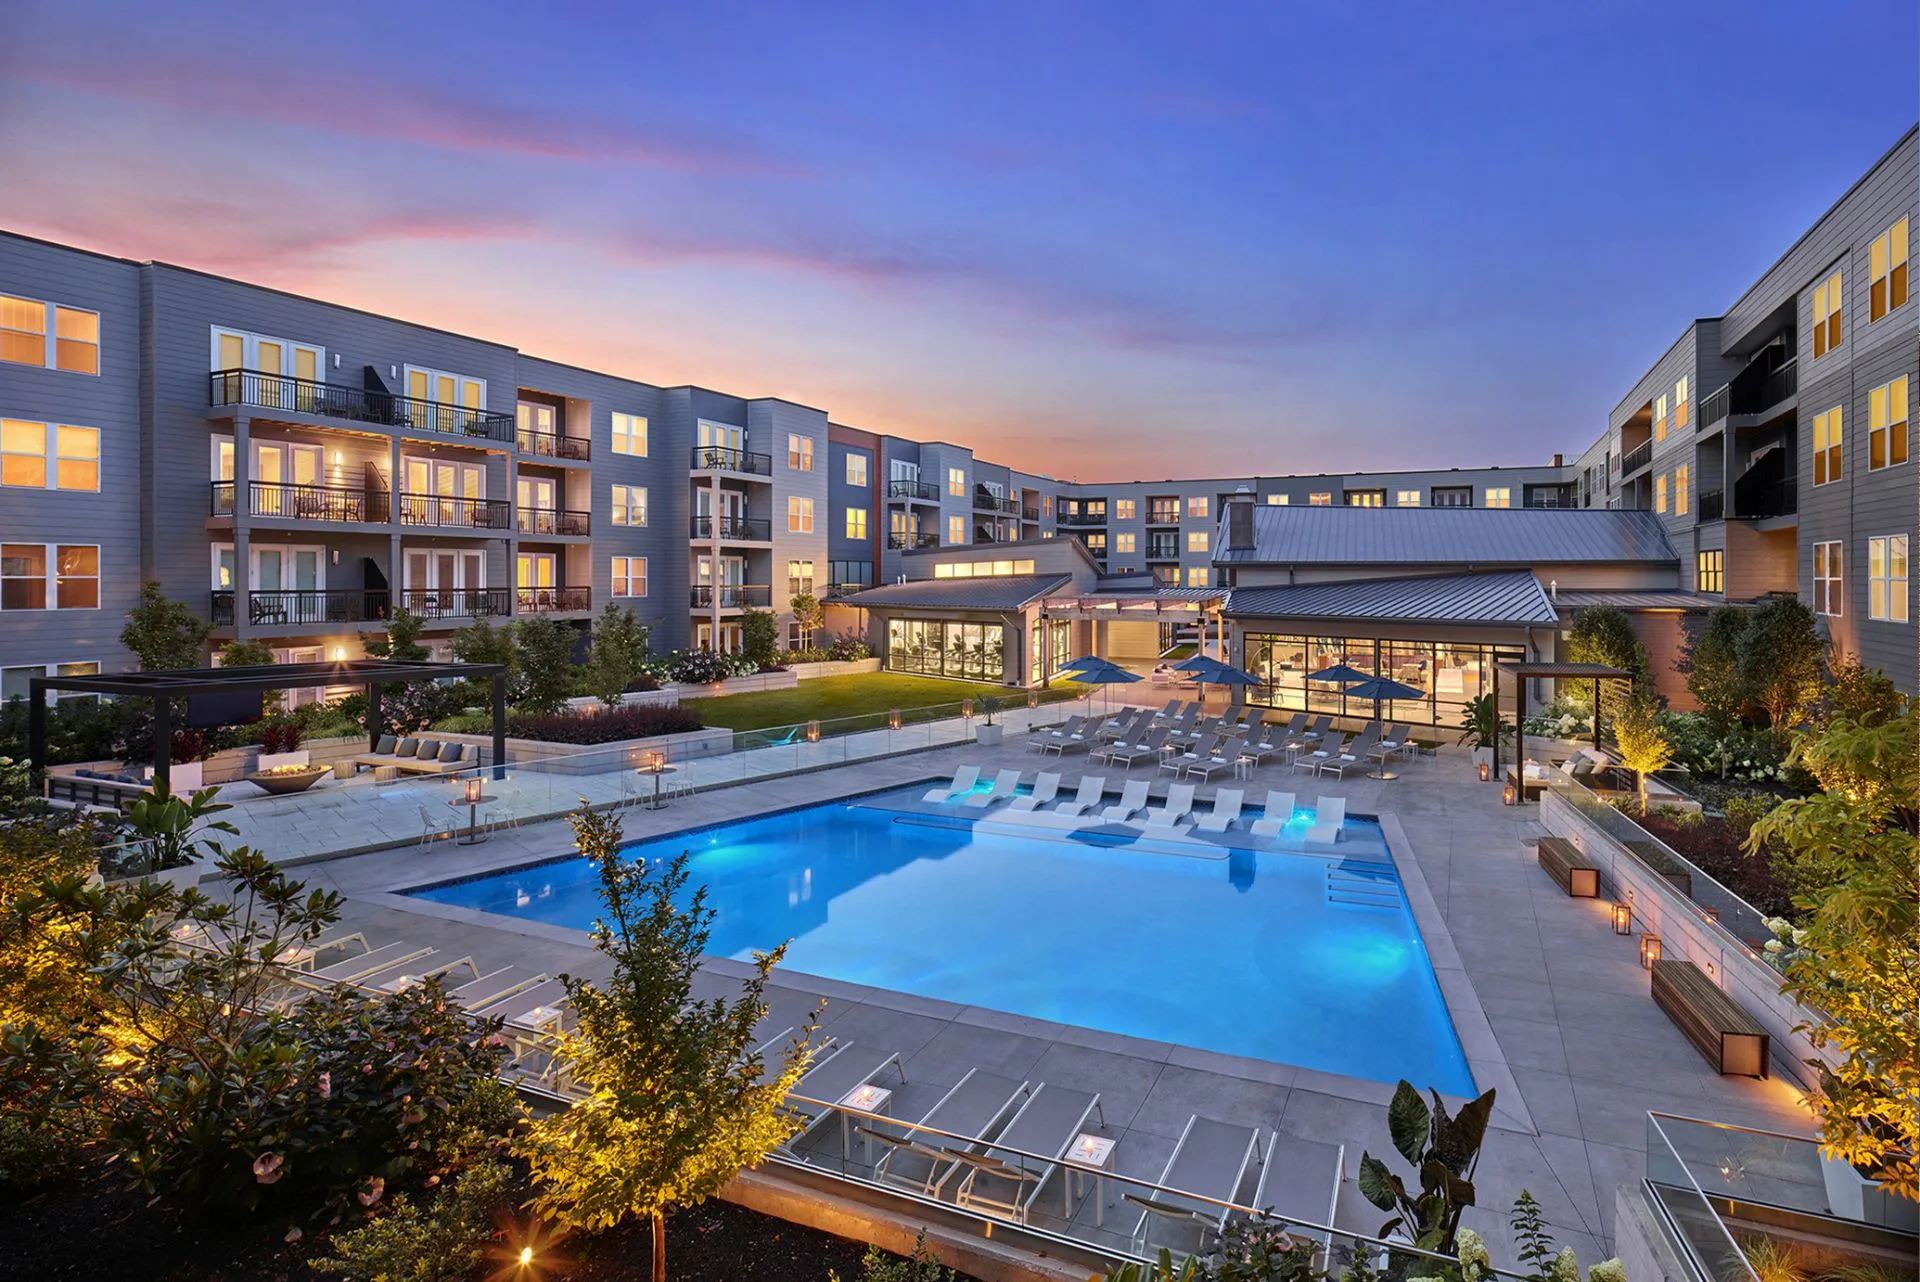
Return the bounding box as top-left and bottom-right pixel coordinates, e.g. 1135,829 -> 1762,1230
1491,660 -> 1634,777
27,659 -> 508,792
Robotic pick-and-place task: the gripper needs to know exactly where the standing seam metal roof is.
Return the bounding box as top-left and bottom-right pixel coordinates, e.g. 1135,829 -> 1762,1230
1213,506 -> 1679,565
833,574 -> 1072,611
1224,570 -> 1559,627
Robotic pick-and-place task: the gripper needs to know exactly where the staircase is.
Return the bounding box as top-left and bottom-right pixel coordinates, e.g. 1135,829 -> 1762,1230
1325,858 -> 1400,910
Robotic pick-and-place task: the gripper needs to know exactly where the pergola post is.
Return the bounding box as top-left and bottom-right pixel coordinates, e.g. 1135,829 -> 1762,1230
367,681 -> 384,751
1514,673 -> 1527,789
490,672 -> 508,782
27,677 -> 47,793
1490,665 -> 1500,774
151,693 -> 172,795
1594,677 -> 1602,750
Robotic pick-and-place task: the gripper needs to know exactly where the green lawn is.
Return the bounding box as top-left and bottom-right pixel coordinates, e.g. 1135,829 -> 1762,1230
682,673 -> 1075,735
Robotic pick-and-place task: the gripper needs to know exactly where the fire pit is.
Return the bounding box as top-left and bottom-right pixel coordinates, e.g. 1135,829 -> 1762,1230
244,764 -> 329,796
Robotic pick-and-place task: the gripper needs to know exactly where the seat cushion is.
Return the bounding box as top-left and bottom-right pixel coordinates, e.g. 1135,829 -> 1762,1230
415,739 -> 441,759
438,742 -> 464,763
394,738 -> 419,757
375,734 -> 398,755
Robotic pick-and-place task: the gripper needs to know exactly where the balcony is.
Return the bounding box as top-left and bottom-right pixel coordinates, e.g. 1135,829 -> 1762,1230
211,588 -> 391,628
689,584 -> 771,609
400,587 -> 513,620
516,507 -> 591,537
691,515 -> 772,541
689,445 -> 773,476
1700,383 -> 1731,426
1058,512 -> 1108,527
1022,506 -> 1040,521
208,369 -> 515,442
211,480 -> 389,523
887,531 -> 939,550
398,493 -> 510,529
1146,540 -> 1180,561
517,585 -> 591,613
886,478 -> 939,501
973,488 -> 1017,513
1698,489 -> 1725,522
516,428 -> 590,461
1145,508 -> 1181,526
1735,358 -> 1797,417
1620,439 -> 1653,476
1734,477 -> 1797,521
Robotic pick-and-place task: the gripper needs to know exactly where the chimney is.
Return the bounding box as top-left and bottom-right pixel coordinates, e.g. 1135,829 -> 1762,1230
1552,453 -> 1564,467
1226,484 -> 1256,552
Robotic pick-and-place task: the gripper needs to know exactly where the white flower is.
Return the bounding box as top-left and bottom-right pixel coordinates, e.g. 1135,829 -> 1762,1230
1791,928 -> 1809,946
1548,1247 -> 1582,1282
1765,916 -> 1792,937
1456,1227 -> 1492,1281
1763,939 -> 1783,954
1589,1260 -> 1628,1282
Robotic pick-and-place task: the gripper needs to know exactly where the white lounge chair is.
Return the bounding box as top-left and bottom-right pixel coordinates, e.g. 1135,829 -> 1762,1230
449,966 -> 548,1010
1127,1115 -> 1262,1257
1143,782 -> 1195,829
1248,790 -> 1297,838
1008,772 -> 1061,811
1195,788 -> 1243,833
870,1067 -> 1030,1197
1099,779 -> 1152,822
925,765 -> 981,803
965,768 -> 1022,808
1305,795 -> 1347,843
308,941 -> 436,986
950,1083 -> 1105,1223
369,954 -> 482,994
1053,775 -> 1108,816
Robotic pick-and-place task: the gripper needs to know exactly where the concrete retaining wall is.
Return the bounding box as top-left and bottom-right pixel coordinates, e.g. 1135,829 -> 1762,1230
788,657 -> 881,680
432,725 -> 733,774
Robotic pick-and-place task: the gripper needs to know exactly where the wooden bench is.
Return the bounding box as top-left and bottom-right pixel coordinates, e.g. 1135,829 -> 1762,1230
1651,960 -> 1770,1077
1536,836 -> 1599,897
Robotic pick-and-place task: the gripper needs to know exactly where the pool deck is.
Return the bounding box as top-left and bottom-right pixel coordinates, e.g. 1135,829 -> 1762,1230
281,728 -> 1812,1266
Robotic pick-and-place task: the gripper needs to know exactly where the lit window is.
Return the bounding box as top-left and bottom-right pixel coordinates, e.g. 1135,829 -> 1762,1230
1,543 -> 98,610
1114,499 -> 1136,520
947,467 -> 965,497
1188,567 -> 1210,587
1345,491 -> 1382,507
611,412 -> 648,457
1654,474 -> 1667,514
610,556 -> 647,597
1869,535 -> 1909,622
1396,490 -> 1420,506
786,497 -> 814,533
1675,377 -> 1689,429
1267,493 -> 1289,505
1186,496 -> 1208,518
1696,549 -> 1724,594
1115,532 -> 1136,553
1812,271 -> 1842,357
1485,487 -> 1510,508
1869,217 -> 1909,322
610,484 -> 647,527
2,420 -> 98,490
1813,406 -> 1842,485
845,507 -> 867,539
0,296 -> 98,374
1675,464 -> 1689,516
788,560 -> 814,595
1042,495 -> 1053,515
946,515 -> 964,544
1188,531 -> 1208,552
1309,492 -> 1332,506
1654,393 -> 1669,443
1869,376 -> 1909,470
787,434 -> 813,471
1813,541 -> 1843,616
846,454 -> 868,486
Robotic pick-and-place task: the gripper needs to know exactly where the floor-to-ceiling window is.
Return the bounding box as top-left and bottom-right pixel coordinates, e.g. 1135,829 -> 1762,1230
1029,618 -> 1071,684
1243,632 -> 1523,729
886,618 -> 1006,682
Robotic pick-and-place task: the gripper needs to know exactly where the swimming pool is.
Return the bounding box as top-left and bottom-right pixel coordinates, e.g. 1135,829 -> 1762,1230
407,787 -> 1474,1094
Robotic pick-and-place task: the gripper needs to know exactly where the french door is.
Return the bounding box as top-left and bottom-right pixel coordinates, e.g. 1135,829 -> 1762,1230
406,548 -> 485,617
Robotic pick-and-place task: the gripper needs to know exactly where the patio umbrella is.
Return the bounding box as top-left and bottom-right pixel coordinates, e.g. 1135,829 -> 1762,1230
1306,663 -> 1371,684
1066,664 -> 1142,715
1171,653 -> 1223,672
1340,675 -> 1425,779
1060,655 -> 1126,674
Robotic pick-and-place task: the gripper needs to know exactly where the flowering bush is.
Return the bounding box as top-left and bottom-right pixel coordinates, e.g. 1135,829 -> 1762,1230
357,681 -> 459,736
507,704 -> 703,745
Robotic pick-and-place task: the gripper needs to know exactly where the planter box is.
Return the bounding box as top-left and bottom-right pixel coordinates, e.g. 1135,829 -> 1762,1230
975,724 -> 1005,746
1821,1152 -> 1920,1232
432,726 -> 733,776
563,689 -> 680,714
170,760 -> 204,792
670,671 -> 799,698
788,658 -> 881,681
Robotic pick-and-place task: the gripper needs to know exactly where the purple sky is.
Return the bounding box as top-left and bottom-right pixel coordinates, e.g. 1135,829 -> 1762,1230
0,1 -> 1912,479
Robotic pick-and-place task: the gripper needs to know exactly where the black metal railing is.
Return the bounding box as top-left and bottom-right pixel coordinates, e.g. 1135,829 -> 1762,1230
1146,539 -> 1180,560
1737,358 -> 1797,415
973,488 -> 1017,513
1733,477 -> 1796,520
1146,507 -> 1181,525
1700,383 -> 1731,426
1022,507 -> 1040,521
516,429 -> 590,460
397,493 -> 510,528
212,588 -> 391,628
517,586 -> 591,613
400,588 -> 512,619
516,507 -> 591,536
1058,511 -> 1107,526
689,445 -> 773,475
689,584 -> 771,609
691,515 -> 772,540
886,478 -> 939,501
210,480 -> 390,523
1620,439 -> 1653,475
1698,489 -> 1725,521
208,369 -> 515,441
886,532 -> 938,549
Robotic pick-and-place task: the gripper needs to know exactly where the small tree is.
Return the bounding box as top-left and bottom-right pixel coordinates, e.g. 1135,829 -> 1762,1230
517,808 -> 821,1282
737,607 -> 779,670
1564,606 -> 1648,719
584,603 -> 651,708
1612,694 -> 1672,814
450,617 -> 519,686
789,593 -> 824,650
364,607 -> 430,663
1736,595 -> 1825,733
121,581 -> 213,670
1682,605 -> 1749,731
514,617 -> 580,713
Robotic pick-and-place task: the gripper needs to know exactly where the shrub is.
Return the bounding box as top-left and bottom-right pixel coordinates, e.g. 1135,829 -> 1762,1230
1735,595 -> 1825,732
584,603 -> 652,708
310,1158 -> 513,1282
738,607 -> 780,670
515,617 -> 582,713
1682,605 -> 1751,730
1564,605 -> 1649,718
669,648 -> 736,685
360,681 -> 459,737
259,720 -> 304,754
121,581 -> 212,670
365,607 -> 430,663
835,1231 -> 957,1282
507,704 -> 703,745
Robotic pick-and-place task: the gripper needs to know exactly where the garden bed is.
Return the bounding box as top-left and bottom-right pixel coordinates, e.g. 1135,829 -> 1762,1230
1627,804 -> 1794,918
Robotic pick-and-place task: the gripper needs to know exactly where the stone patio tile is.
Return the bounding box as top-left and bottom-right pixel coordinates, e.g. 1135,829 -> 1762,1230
904,1021 -> 1054,1087
1026,1042 -> 1170,1134
1128,1064 -> 1291,1141
1488,1014 -> 1571,1074
1508,1067 -> 1584,1140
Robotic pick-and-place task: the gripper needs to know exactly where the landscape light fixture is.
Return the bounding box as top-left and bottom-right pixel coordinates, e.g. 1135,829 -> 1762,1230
1502,780 -> 1517,806
887,708 -> 902,730
1640,935 -> 1663,968
1478,761 -> 1491,782
1612,903 -> 1633,935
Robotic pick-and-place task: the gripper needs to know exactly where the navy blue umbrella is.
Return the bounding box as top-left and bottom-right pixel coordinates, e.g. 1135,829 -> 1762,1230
1341,675 -> 1426,778
1067,663 -> 1143,714
1307,663 -> 1371,684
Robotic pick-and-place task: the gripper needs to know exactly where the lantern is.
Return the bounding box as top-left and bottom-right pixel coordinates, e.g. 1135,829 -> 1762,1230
887,708 -> 902,730
805,720 -> 821,742
464,776 -> 482,805
1640,935 -> 1663,968
1477,761 -> 1491,782
1502,779 -> 1517,806
1027,691 -> 1039,709
1611,903 -> 1633,935
962,698 -> 974,719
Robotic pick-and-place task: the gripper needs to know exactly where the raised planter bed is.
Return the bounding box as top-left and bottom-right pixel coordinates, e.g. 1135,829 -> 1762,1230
563,688 -> 680,714
787,657 -> 881,680
432,726 -> 733,775
667,670 -> 799,697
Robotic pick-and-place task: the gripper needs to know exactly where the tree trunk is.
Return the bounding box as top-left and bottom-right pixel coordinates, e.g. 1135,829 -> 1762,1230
651,1211 -> 666,1282
1638,771 -> 1648,815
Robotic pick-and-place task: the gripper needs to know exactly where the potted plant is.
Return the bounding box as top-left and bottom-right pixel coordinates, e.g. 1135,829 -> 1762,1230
975,696 -> 1005,745
1457,693 -> 1505,776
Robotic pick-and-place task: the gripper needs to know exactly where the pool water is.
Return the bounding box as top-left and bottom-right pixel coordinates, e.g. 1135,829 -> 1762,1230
408,787 -> 1474,1094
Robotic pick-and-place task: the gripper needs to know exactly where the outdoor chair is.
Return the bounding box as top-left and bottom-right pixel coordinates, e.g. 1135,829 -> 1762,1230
1007,772 -> 1061,811
418,805 -> 455,845
1292,735 -> 1347,774
305,942 -> 437,989
1159,732 -> 1219,777
1027,716 -> 1084,753
1319,735 -> 1378,778
1305,795 -> 1347,843
1147,698 -> 1182,725
1194,788 -> 1244,833
1371,724 -> 1414,761
1052,775 -> 1109,816
1041,718 -> 1094,757
368,955 -> 482,995
1249,790 -> 1297,837
950,1083 -> 1105,1224
1251,1134 -> 1347,1260
448,966 -> 548,1011
870,1068 -> 1031,1197
1095,709 -> 1143,742
1099,779 -> 1152,822
924,765 -> 981,803
1099,726 -> 1169,769
1143,781 -> 1196,828
964,768 -> 1022,808
1183,737 -> 1245,782
785,1043 -> 909,1154
1126,1115 -> 1262,1257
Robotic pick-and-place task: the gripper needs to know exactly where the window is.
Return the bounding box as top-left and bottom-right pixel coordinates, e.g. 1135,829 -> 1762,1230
1813,541 -> 1843,616
2,661 -> 99,705
1675,377 -> 1690,429
1654,474 -> 1667,513
845,453 -> 868,486
788,560 -> 814,595
1675,464 -> 1689,516
786,496 -> 814,533
611,484 -> 647,527
1267,493 -> 1289,505
1114,499 -> 1136,520
933,558 -> 1038,578
1483,487 -> 1510,508
1187,496 -> 1209,518
1345,490 -> 1383,507
1813,406 -> 1842,485
1309,492 -> 1332,506
1115,532 -> 1136,554
1431,486 -> 1472,507
947,467 -> 965,497
1869,376 -> 1910,470
1396,490 -> 1420,506
404,365 -> 485,419
611,412 -> 648,457
610,556 -> 647,598
1041,495 -> 1053,516
1696,549 -> 1724,594
787,433 -> 813,471
1,295 -> 98,373
1654,393 -> 1669,443
845,507 -> 867,539
946,515 -> 965,544
1188,530 -> 1209,552
1869,536 -> 1909,622
1869,218 -> 1909,322
1,543 -> 97,610
1148,498 -> 1180,523
1812,271 -> 1842,357
2,420 -> 98,490
1187,567 -> 1210,587
1083,532 -> 1107,556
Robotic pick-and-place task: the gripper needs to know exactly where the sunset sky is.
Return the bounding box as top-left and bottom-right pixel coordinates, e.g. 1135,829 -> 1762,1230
0,1 -> 1913,480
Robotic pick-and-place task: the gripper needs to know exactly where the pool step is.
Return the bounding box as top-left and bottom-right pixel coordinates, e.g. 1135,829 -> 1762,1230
1326,864 -> 1400,910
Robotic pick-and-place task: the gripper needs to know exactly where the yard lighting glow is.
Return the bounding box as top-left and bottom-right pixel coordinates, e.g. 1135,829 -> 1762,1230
1027,691 -> 1038,708
1641,935 -> 1663,968
962,698 -> 974,718
1612,903 -> 1633,935
806,720 -> 820,742
1477,761 -> 1491,782
1502,780 -> 1517,805
887,708 -> 902,729
519,1246 -> 534,1267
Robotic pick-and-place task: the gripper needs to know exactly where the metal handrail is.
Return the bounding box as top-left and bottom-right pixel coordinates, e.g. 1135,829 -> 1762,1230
692,515 -> 773,540
398,493 -> 509,528
212,588 -> 392,627
1701,383 -> 1732,426
208,368 -> 515,441
1620,439 -> 1653,475
887,479 -> 939,501
1698,489 -> 1724,522
1645,1112 -> 1764,1282
516,586 -> 590,612
516,507 -> 591,536
1058,512 -> 1108,526
689,445 -> 773,475
887,532 -> 938,549
209,479 -> 389,523
398,587 -> 512,619
689,584 -> 772,608
517,428 -> 590,460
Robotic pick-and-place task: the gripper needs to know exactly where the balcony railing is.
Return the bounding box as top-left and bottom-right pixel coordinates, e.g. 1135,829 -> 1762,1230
208,369 -> 515,442
689,584 -> 771,609
516,507 -> 591,536
516,428 -> 590,460
886,478 -> 939,501
689,445 -> 773,476
1734,477 -> 1797,520
973,489 -> 1017,513
1620,439 -> 1653,475
1146,541 -> 1180,560
211,588 -> 391,628
1698,489 -> 1725,521
1058,511 -> 1107,526
886,532 -> 938,550
1146,508 -> 1181,525
517,586 -> 591,613
1022,506 -> 1040,521
398,493 -> 510,529
1700,383 -> 1731,426
691,515 -> 772,541
1736,358 -> 1797,416
400,587 -> 513,620
211,480 -> 389,523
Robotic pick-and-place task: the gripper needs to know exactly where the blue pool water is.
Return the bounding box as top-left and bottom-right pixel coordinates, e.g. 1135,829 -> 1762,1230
408,788 -> 1474,1094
